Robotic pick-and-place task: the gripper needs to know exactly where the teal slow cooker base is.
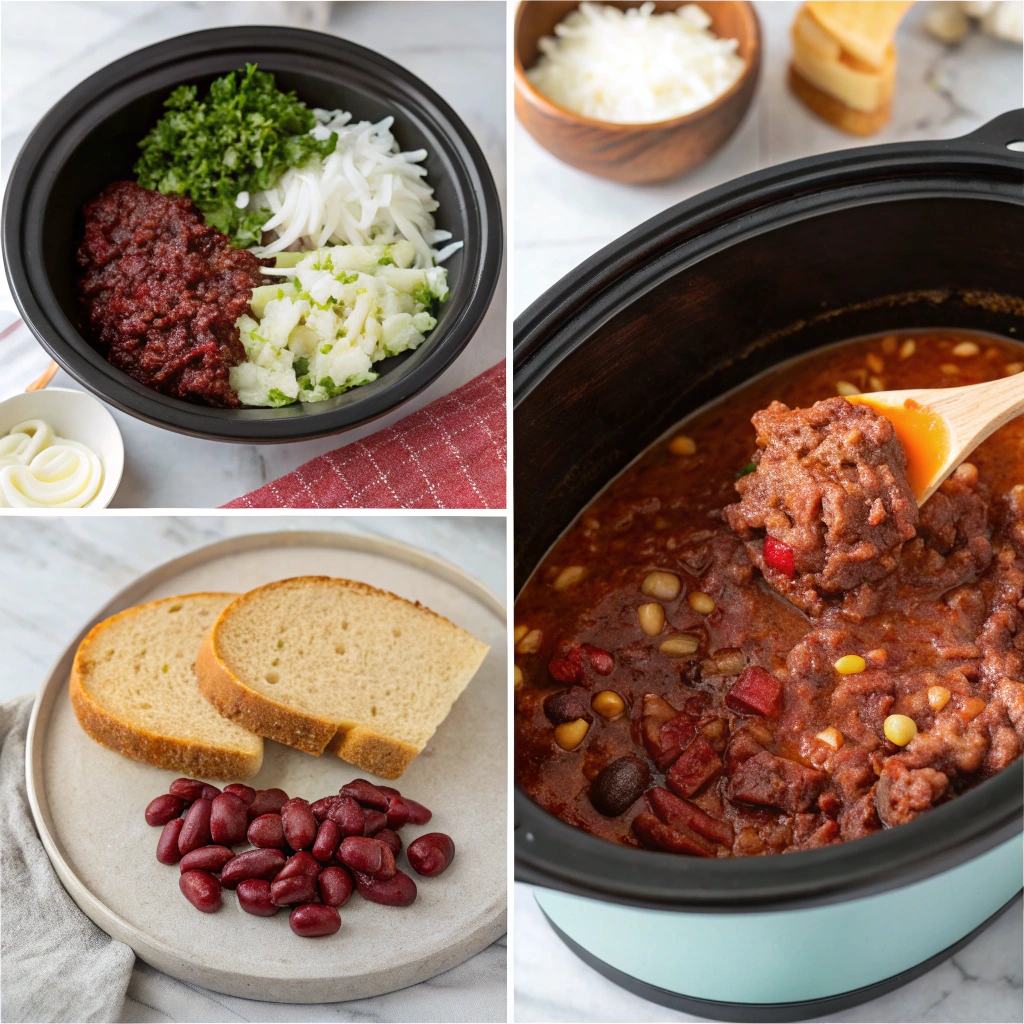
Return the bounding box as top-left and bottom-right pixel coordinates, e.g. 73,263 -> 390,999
533,834 -> 1022,1022
541,894 -> 1022,1023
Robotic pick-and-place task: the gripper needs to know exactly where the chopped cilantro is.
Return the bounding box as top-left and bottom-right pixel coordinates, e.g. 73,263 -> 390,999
267,388 -> 294,407
292,356 -> 309,377
735,462 -> 757,479
134,64 -> 337,247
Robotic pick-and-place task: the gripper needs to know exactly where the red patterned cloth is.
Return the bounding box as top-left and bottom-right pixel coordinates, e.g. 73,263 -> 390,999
223,361 -> 506,509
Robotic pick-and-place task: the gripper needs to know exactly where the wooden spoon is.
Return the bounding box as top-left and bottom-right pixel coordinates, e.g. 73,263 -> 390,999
851,370 -> 1024,506
26,360 -> 59,392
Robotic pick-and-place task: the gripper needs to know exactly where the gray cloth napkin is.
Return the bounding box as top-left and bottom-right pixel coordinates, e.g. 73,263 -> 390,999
1,695 -> 134,1023
1,696 -> 506,1023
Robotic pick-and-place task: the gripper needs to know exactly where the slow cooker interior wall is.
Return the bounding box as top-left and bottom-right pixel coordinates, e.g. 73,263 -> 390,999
515,196 -> 1024,589
40,67 -> 465,371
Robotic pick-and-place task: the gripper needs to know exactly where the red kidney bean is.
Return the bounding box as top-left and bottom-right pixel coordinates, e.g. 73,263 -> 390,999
200,784 -> 221,801
145,794 -> 185,826
271,874 -> 317,906
179,845 -> 235,874
168,778 -> 207,802
156,818 -> 185,864
248,813 -> 287,850
384,796 -> 410,831
327,796 -> 365,836
220,848 -> 286,889
339,779 -> 389,810
210,793 -> 248,846
375,828 -> 402,857
377,786 -> 401,799
275,851 -> 322,882
354,869 -> 417,907
317,866 -> 354,908
178,798 -> 212,855
312,819 -> 341,863
290,903 -> 340,937
403,799 -> 432,826
310,796 -> 339,823
247,788 -> 289,821
236,878 -> 278,916
581,643 -> 615,675
222,783 -> 256,807
407,833 -> 455,877
179,870 -> 221,912
281,798 -> 317,850
361,809 -> 388,836
338,837 -> 395,880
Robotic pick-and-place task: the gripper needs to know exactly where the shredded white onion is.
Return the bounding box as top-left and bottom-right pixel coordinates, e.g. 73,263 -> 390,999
526,2 -> 746,125
246,110 -> 462,268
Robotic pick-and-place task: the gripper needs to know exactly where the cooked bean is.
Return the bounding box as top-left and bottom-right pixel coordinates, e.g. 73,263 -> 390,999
553,566 -> 586,591
199,785 -> 221,801
318,866 -> 354,908
179,870 -> 221,913
220,848 -> 287,889
375,828 -> 403,856
899,339 -> 916,359
290,903 -> 341,937
514,665 -> 525,689
210,793 -> 248,846
354,869 -> 417,907
517,628 -> 543,654
669,434 -> 696,455
281,798 -> 317,850
156,818 -> 185,865
236,878 -> 278,916
340,779 -> 390,810
327,796 -> 365,836
835,381 -> 860,397
641,571 -> 680,601
361,809 -> 388,835
312,819 -> 341,863
271,874 -> 318,906
659,634 -> 700,657
222,783 -> 256,806
548,657 -> 583,684
403,799 -> 432,826
247,788 -> 289,821
688,592 -> 715,615
310,796 -> 339,823
952,341 -> 980,357
275,851 -> 322,882
338,836 -> 396,880
247,813 -> 287,850
406,833 -> 455,877
637,602 -> 665,636
554,718 -> 589,751
591,690 -> 626,720
179,845 -> 235,874
590,756 -> 650,817
168,778 -> 207,803
544,687 -> 592,725
384,795 -> 410,830
866,352 -> 885,374
145,794 -> 185,827
580,644 -> 615,675
178,798 -> 213,855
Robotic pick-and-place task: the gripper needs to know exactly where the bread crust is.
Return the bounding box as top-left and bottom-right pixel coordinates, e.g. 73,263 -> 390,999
70,593 -> 262,780
195,576 -> 487,779
788,63 -> 891,136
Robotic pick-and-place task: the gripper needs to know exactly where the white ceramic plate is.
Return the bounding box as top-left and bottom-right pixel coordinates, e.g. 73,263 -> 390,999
0,387 -> 124,508
26,531 -> 506,1002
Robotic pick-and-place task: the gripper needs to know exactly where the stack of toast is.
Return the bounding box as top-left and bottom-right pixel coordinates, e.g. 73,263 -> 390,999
789,2 -> 914,135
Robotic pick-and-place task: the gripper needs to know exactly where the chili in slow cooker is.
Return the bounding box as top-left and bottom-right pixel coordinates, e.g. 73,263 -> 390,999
514,331 -> 1024,857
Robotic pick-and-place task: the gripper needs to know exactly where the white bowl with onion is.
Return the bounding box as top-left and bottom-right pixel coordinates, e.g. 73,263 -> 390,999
0,388 -> 124,509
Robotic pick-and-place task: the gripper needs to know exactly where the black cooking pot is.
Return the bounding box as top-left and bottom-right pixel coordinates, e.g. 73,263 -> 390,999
513,111 -> 1024,1021
3,27 -> 502,443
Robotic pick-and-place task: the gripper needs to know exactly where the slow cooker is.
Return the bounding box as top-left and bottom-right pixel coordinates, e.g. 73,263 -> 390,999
513,110 -> 1024,1022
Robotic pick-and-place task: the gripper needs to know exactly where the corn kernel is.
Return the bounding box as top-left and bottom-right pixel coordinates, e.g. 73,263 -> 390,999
834,655 -> 866,675
884,714 -> 918,746
927,685 -> 951,711
688,592 -> 716,615
816,727 -> 844,751
669,434 -> 697,456
591,690 -> 626,720
553,565 -> 586,591
554,718 -> 590,751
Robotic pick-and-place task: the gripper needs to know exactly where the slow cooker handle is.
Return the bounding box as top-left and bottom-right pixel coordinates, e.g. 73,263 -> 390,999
951,109 -> 1024,155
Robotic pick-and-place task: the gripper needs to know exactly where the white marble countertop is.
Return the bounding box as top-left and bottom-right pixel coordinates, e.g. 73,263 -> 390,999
513,2 -> 1023,1021
0,0 -> 506,508
0,513 -> 506,1022
514,0 -> 1024,316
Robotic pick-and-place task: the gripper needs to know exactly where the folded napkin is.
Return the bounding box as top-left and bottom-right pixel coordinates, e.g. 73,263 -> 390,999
225,361 -> 507,509
1,695 -> 505,1022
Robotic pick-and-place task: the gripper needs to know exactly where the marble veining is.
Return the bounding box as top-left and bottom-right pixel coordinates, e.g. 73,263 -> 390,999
0,1 -> 506,508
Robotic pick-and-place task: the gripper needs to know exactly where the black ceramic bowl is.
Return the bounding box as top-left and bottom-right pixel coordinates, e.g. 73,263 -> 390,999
3,27 -> 502,443
513,111 -> 1024,1020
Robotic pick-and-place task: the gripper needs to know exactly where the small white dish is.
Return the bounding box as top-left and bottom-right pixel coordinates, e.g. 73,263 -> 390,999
0,387 -> 124,509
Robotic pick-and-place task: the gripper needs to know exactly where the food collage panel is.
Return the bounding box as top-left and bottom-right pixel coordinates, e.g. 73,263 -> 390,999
1,2 -> 1022,1024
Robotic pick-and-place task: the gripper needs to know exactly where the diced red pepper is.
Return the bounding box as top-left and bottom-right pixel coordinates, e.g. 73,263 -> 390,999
632,810 -> 717,857
666,736 -> 723,798
581,644 -> 615,675
726,666 -> 784,718
548,658 -> 582,684
646,785 -> 734,846
763,536 -> 796,578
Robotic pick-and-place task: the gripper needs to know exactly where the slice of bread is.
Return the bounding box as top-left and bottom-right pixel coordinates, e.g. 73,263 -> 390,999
805,2 -> 912,69
195,576 -> 490,779
788,63 -> 892,136
71,593 -> 263,780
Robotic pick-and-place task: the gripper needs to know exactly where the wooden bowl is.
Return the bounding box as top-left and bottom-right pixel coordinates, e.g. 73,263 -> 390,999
514,1 -> 762,184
